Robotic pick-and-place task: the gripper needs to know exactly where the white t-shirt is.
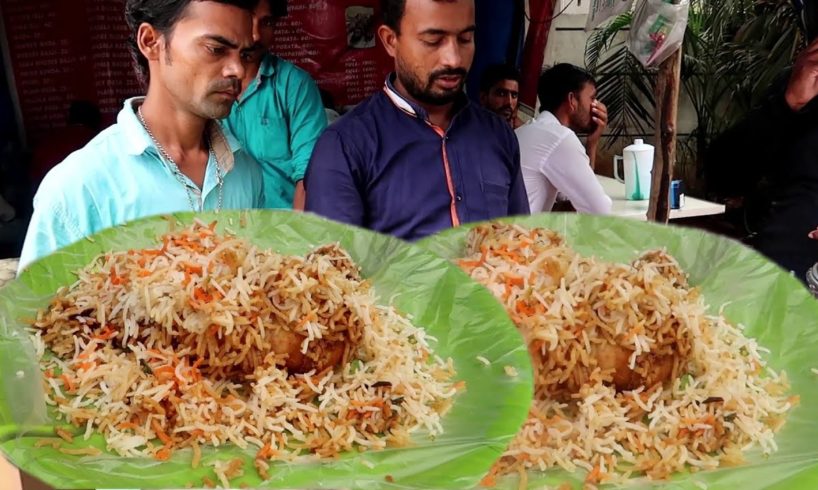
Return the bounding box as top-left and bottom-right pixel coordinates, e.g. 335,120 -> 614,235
516,111 -> 612,214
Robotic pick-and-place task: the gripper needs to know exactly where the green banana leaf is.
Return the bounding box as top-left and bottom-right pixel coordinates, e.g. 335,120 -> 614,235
418,213 -> 818,490
0,210 -> 534,489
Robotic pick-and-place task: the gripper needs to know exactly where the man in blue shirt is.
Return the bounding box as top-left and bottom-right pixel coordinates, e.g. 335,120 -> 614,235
18,0 -> 264,272
304,0 -> 529,241
223,0 -> 327,209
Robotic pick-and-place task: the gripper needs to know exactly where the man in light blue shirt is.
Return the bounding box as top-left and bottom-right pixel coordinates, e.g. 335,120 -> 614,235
222,0 -> 327,210
18,0 -> 264,272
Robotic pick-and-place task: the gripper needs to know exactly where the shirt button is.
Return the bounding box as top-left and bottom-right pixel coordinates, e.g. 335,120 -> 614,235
456,194 -> 462,201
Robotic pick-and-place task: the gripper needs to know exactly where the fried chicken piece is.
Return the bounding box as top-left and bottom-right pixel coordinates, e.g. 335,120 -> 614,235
269,329 -> 348,374
593,343 -> 676,392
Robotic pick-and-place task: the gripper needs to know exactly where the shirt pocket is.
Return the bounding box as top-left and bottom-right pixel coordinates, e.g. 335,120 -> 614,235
249,117 -> 292,174
481,181 -> 510,215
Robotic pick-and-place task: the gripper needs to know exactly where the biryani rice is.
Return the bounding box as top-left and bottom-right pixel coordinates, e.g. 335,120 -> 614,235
30,221 -> 457,483
459,223 -> 794,486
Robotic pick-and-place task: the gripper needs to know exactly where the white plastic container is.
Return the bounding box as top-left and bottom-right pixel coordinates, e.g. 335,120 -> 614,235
614,139 -> 655,201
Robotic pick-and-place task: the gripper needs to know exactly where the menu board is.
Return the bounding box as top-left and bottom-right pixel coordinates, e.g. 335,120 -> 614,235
0,0 -> 393,140
2,0 -> 140,138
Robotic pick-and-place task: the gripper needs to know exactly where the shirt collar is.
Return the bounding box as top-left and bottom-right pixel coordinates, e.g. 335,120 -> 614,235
119,96 -> 239,172
536,110 -> 560,125
382,73 -> 470,123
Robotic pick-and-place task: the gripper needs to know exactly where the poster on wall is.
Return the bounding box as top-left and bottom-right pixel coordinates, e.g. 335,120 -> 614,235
0,0 -> 392,141
272,0 -> 392,109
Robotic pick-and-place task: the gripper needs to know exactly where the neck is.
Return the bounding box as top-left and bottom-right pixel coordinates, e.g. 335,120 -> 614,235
394,76 -> 457,130
139,88 -> 208,154
553,106 -> 573,130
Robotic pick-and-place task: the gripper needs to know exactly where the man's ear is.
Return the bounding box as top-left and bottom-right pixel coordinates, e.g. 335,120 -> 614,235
479,92 -> 488,106
137,22 -> 162,64
378,25 -> 398,58
567,91 -> 578,112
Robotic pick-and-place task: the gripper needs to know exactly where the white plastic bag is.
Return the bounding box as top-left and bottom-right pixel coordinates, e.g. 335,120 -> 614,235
585,0 -> 634,31
628,0 -> 690,67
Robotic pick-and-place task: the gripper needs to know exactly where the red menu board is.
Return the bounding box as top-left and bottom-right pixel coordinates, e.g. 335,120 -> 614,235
2,0 -> 141,138
1,0 -> 393,140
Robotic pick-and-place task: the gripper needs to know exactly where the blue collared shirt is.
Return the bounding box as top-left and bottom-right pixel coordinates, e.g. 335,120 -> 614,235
304,75 -> 529,241
222,54 -> 327,208
19,97 -> 264,272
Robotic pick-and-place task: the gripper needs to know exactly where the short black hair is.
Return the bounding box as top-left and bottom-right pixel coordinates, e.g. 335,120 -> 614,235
125,0 -> 258,85
537,63 -> 595,113
381,0 -> 456,34
381,0 -> 406,32
260,0 -> 287,17
479,63 -> 521,94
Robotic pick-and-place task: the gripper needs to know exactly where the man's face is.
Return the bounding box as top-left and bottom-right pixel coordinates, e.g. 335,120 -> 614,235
152,1 -> 255,119
569,81 -> 597,133
480,79 -> 519,124
252,0 -> 275,52
380,0 -> 476,106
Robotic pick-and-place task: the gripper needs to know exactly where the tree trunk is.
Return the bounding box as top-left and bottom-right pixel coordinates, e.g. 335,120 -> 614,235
647,47 -> 683,222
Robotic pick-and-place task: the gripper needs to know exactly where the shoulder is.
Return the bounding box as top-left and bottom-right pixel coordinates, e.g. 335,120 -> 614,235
39,124 -> 126,191
516,115 -> 576,150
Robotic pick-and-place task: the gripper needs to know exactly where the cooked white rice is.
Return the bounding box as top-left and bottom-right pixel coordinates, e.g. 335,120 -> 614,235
458,223 -> 795,487
30,221 -> 457,486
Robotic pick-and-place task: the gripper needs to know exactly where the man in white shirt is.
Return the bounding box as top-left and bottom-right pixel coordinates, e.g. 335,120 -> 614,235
516,63 -> 612,214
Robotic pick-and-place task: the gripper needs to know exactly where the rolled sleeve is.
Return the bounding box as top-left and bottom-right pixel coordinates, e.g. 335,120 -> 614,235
304,129 -> 365,226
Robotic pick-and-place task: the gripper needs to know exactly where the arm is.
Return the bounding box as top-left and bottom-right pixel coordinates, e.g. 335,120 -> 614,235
283,69 -> 328,208
545,137 -> 612,215
292,181 -> 306,211
304,130 -> 365,226
18,196 -> 85,274
585,100 -> 608,170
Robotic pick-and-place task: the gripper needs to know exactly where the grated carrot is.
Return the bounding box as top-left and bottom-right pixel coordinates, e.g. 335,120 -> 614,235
60,373 -> 76,393
152,419 -> 172,445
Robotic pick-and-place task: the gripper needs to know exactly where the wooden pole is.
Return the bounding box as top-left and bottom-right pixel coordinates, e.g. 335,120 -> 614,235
647,46 -> 683,222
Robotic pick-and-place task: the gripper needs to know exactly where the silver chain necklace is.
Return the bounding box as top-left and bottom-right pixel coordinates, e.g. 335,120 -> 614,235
137,106 -> 224,212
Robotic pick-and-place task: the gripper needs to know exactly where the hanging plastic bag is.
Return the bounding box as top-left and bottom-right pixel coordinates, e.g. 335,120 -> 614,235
585,0 -> 634,31
628,0 -> 690,67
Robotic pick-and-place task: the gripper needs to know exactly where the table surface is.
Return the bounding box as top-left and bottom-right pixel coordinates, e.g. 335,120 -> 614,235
596,175 -> 725,220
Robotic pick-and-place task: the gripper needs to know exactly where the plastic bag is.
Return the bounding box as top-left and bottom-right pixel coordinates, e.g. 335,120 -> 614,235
628,0 -> 690,67
585,0 -> 634,31
0,210 -> 533,489
418,213 -> 818,489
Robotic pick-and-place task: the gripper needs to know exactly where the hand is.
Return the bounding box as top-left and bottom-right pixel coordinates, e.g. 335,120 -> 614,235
785,38 -> 818,111
587,100 -> 608,144
809,227 -> 818,240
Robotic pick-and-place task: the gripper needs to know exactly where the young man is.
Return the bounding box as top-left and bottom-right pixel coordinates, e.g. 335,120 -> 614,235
18,0 -> 265,272
479,63 -> 523,128
516,63 -> 612,215
304,0 -> 529,241
222,0 -> 327,210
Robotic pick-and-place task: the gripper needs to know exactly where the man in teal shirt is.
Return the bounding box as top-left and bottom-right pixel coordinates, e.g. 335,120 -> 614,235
223,0 -> 327,210
18,0 -> 264,272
